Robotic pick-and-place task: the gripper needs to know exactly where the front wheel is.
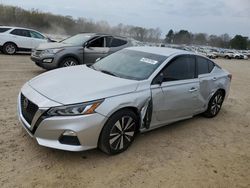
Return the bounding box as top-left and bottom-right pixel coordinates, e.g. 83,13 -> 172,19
98,110 -> 139,155
59,57 -> 79,68
204,90 -> 224,118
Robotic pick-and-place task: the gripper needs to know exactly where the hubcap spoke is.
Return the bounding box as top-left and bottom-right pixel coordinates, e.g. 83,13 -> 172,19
114,137 -> 121,150
119,136 -> 124,149
110,132 -> 119,137
114,121 -> 122,132
125,131 -> 134,137
124,117 -> 132,130
124,135 -> 131,142
110,134 -> 120,145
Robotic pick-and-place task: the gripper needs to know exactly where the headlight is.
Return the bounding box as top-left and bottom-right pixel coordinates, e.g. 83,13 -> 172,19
47,99 -> 104,116
42,48 -> 64,55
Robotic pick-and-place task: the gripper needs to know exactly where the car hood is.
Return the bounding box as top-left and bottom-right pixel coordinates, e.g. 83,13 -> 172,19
28,65 -> 139,105
36,42 -> 75,50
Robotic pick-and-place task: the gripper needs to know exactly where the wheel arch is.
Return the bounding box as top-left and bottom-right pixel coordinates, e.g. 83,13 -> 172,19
207,88 -> 226,107
3,41 -> 18,48
106,106 -> 141,131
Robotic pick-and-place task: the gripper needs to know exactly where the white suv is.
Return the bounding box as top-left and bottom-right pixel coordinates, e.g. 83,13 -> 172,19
0,26 -> 50,55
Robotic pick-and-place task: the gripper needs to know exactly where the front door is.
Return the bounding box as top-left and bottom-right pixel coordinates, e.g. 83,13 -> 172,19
150,55 -> 200,128
84,36 -> 110,64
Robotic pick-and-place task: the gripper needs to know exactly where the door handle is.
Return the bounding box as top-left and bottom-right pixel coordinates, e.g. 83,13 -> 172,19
189,87 -> 198,92
212,77 -> 217,81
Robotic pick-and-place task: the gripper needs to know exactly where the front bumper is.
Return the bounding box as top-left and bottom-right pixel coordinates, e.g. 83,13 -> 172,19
17,89 -> 107,151
31,54 -> 58,70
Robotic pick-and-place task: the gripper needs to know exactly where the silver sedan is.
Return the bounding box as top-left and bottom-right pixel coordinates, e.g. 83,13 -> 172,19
17,47 -> 231,155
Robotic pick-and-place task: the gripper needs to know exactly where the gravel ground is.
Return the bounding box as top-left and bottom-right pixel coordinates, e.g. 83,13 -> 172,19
0,54 -> 249,188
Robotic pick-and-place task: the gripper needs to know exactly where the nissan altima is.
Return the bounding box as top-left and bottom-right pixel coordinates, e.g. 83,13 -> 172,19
17,47 -> 231,155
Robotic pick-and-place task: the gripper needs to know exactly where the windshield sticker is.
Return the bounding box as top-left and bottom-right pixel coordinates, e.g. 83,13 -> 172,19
140,58 -> 159,65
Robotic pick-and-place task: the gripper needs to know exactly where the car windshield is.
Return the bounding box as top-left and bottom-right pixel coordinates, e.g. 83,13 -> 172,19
92,49 -> 168,80
61,34 -> 92,46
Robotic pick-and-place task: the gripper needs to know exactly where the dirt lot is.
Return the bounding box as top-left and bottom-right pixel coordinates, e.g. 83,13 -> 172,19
0,54 -> 249,188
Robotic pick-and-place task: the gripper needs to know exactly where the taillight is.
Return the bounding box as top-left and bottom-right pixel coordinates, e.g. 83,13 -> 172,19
228,74 -> 232,81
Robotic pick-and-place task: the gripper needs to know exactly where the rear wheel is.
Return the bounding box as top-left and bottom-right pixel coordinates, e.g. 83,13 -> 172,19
98,110 -> 138,155
3,42 -> 17,55
59,57 -> 79,68
204,90 -> 224,118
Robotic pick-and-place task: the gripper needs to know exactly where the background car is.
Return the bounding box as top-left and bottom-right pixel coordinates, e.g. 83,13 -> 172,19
0,26 -> 51,55
31,33 -> 132,69
18,47 -> 231,155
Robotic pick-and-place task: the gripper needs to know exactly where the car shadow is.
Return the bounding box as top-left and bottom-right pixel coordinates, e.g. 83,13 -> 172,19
38,114 -> 207,161
0,51 -> 31,56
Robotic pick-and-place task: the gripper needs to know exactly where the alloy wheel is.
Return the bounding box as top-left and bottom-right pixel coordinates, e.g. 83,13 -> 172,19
109,116 -> 136,151
5,44 -> 16,54
210,93 -> 223,115
63,60 -> 77,67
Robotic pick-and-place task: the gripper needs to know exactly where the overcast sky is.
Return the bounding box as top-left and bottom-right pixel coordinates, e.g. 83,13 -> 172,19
1,0 -> 250,37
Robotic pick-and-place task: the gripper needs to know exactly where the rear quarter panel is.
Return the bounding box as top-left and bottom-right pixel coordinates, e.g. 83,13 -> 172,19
199,67 -> 231,110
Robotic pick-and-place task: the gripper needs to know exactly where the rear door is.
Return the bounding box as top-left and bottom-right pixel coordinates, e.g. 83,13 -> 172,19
10,29 -> 33,49
196,56 -> 217,111
83,36 -> 110,64
150,55 -> 200,128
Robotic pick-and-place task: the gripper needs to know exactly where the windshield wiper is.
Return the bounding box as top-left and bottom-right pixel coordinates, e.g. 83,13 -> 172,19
100,70 -> 118,77
89,65 -> 96,70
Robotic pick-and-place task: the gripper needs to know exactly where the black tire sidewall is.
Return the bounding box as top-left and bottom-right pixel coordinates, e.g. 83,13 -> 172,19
98,109 -> 139,155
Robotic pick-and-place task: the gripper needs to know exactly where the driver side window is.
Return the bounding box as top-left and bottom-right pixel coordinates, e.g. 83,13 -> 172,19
156,55 -> 196,83
88,37 -> 105,47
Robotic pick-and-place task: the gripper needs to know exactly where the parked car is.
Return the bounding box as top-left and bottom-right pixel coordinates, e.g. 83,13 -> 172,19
31,33 -> 132,69
223,51 -> 235,59
0,26 -> 51,55
18,47 -> 231,155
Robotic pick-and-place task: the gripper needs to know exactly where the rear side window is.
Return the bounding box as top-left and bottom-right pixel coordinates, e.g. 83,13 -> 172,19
162,55 -> 196,81
110,38 -> 127,47
10,29 -> 31,37
0,28 -> 11,33
208,60 -> 215,72
197,56 -> 214,75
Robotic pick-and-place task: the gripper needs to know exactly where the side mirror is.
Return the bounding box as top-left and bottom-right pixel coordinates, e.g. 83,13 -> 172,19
153,73 -> 165,85
47,37 -> 56,42
83,42 -> 89,48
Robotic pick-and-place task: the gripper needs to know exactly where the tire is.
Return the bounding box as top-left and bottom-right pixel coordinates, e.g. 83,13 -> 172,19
98,109 -> 139,155
59,57 -> 79,68
3,42 -> 17,55
203,90 -> 225,118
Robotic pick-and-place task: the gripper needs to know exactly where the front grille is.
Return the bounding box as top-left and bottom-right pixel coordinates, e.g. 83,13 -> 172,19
20,94 -> 39,125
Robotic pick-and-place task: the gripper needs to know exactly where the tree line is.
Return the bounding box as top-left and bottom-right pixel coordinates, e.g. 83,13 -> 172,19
0,4 -> 161,42
164,29 -> 249,50
0,4 -> 249,49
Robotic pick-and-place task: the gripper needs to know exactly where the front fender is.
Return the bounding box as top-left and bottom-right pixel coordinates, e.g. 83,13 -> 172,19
95,90 -> 151,127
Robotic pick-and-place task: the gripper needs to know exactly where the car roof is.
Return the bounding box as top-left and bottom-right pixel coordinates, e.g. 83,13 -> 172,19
0,25 -> 42,32
0,26 -> 29,30
79,32 -> 128,39
127,46 -> 193,56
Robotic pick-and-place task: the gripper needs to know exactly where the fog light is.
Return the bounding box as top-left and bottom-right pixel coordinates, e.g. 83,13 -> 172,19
62,130 -> 77,136
59,130 -> 80,145
43,58 -> 53,63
